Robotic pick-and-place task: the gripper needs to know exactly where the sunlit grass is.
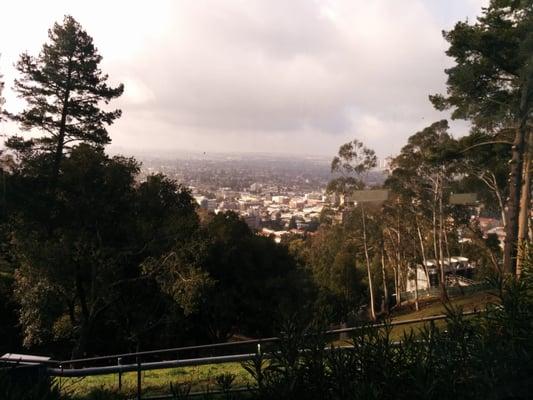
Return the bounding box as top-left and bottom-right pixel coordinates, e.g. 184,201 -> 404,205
60,289 -> 497,398
59,362 -> 252,397
388,289 -> 499,339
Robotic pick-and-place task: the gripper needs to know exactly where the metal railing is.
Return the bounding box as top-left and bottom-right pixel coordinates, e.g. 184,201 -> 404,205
2,310 -> 484,373
1,309 -> 485,399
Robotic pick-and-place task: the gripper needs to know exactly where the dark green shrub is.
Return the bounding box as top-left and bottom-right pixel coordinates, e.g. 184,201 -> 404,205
243,262 -> 533,400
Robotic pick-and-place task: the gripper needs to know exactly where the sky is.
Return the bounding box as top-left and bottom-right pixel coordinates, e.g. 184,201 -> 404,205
0,0 -> 488,159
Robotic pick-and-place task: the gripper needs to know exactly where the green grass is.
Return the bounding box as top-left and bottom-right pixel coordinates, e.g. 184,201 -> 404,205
330,289 -> 499,344
61,289 -> 498,398
387,289 -> 499,339
394,289 -> 498,319
59,362 -> 252,397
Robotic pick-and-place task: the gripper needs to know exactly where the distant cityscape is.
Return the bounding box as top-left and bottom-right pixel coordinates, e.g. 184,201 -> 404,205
136,152 -> 389,241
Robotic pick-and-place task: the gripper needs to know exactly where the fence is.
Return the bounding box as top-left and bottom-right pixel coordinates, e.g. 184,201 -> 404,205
1,310 -> 484,399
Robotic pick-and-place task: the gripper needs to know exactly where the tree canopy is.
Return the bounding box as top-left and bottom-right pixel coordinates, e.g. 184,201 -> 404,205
430,0 -> 533,273
327,139 -> 377,197
7,15 -> 124,182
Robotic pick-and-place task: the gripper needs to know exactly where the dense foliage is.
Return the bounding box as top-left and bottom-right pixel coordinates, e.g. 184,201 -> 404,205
430,0 -> 533,273
242,264 -> 533,400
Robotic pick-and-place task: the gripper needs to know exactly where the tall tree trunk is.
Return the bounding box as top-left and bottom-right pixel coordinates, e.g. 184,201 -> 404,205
392,265 -> 400,307
72,262 -> 91,359
72,318 -> 91,359
443,225 -> 451,262
387,249 -> 401,308
361,204 -> 376,320
432,199 -> 439,261
396,206 -> 403,306
51,63 -> 73,189
410,239 -> 419,310
517,127 -> 532,277
380,245 -> 389,314
438,175 -> 449,301
413,263 -> 420,311
504,67 -> 531,274
504,125 -> 526,275
414,211 -> 430,292
385,230 -> 401,307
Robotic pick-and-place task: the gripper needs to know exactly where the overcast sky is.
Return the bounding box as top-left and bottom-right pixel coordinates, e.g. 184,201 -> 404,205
0,0 -> 488,158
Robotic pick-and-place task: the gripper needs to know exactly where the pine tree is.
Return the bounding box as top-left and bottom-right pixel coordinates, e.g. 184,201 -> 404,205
430,0 -> 533,274
8,15 -> 124,182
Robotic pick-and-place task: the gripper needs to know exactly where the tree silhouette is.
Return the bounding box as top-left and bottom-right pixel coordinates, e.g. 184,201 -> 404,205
8,15 -> 124,184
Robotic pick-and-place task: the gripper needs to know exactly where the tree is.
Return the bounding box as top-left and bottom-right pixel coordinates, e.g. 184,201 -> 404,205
456,130 -> 510,228
430,0 -> 533,274
296,223 -> 365,323
12,146 -> 136,354
327,140 -> 377,197
147,211 -> 306,342
197,212 -> 305,340
11,145 -> 200,357
328,139 -> 378,320
387,121 -> 459,301
8,16 -> 123,184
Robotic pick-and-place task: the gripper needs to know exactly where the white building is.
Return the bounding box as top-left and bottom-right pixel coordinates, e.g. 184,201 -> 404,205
406,257 -> 475,292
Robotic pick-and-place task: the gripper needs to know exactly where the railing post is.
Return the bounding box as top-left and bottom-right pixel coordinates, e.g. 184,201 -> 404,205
117,357 -> 122,391
137,359 -> 141,400
59,363 -> 63,391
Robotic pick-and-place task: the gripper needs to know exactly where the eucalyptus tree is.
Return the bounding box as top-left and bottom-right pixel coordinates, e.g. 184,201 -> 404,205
385,164 -> 430,307
328,139 -> 379,320
430,0 -> 533,274
7,16 -> 123,185
378,194 -> 423,310
387,121 -> 458,300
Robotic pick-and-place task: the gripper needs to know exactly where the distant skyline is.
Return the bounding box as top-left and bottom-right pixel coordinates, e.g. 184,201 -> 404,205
1,0 -> 487,159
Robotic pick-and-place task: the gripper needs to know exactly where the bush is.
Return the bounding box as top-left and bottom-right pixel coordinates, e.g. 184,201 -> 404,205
243,264 -> 533,400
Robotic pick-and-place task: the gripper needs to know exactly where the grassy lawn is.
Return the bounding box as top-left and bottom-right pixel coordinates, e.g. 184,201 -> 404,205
393,289 -> 499,319
387,289 -> 500,339
59,362 -> 253,397
60,288 -> 498,398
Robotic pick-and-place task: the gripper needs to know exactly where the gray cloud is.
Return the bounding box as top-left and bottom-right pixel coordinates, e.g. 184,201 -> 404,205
0,0 -> 488,158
